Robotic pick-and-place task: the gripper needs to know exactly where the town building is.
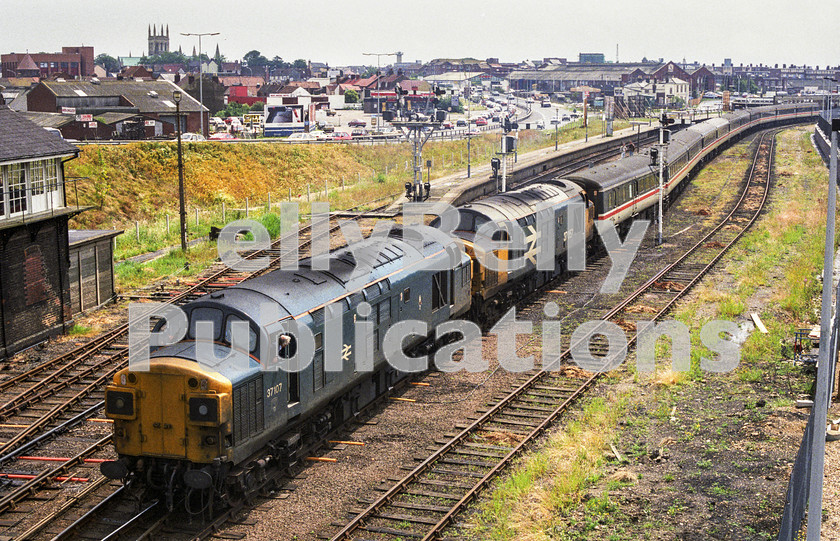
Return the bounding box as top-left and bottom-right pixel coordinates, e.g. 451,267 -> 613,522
148,24 -> 170,56
0,104 -> 82,357
1,47 -> 95,79
27,79 -> 209,138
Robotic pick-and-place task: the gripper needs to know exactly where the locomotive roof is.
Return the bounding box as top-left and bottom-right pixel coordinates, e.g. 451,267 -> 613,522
563,154 -> 653,191
456,180 -> 583,224
185,230 -> 455,322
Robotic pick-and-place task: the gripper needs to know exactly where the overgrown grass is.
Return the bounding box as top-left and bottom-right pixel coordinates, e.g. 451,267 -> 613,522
115,241 -> 218,291
468,395 -> 628,540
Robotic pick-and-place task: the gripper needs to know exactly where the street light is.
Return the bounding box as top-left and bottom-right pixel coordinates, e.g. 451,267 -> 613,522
362,52 -> 398,133
173,90 -> 187,253
182,31 -> 219,137
824,77 -> 837,118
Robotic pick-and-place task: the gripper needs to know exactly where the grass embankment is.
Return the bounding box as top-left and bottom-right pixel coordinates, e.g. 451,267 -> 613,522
67,122 -> 631,292
465,127 -> 831,540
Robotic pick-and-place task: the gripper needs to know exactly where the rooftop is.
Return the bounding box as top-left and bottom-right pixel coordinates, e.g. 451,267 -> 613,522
0,105 -> 78,162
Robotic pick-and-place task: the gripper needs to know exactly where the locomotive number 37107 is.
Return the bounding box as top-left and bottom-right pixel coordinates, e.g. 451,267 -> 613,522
266,383 -> 283,398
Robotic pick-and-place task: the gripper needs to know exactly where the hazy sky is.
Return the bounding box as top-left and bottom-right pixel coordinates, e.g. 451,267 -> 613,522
2,0 -> 838,68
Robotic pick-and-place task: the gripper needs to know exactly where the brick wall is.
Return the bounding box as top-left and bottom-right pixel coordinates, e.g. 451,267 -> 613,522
0,216 -> 71,358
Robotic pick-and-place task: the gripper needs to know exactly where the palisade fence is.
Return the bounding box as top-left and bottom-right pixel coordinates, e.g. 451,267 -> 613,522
115,142 -> 503,258
778,309 -> 838,540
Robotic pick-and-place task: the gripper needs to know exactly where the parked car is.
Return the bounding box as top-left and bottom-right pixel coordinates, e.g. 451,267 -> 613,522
347,119 -> 367,127
561,115 -> 571,121
287,132 -> 317,141
466,129 -> 481,136
536,120 -> 545,129
351,127 -> 366,137
209,132 -> 236,140
309,130 -> 328,140
550,118 -> 561,125
456,119 -> 467,127
180,132 -> 206,142
475,118 -> 488,126
541,100 -> 551,108
441,121 -> 453,129
330,131 -> 352,140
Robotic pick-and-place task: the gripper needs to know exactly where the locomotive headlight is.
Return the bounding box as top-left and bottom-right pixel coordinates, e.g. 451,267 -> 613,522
189,396 -> 220,425
105,388 -> 137,420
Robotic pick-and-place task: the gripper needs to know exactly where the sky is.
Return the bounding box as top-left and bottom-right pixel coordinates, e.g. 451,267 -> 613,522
2,0 -> 838,69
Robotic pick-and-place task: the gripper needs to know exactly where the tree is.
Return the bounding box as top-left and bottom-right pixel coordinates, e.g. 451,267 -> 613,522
270,56 -> 289,70
94,53 -> 120,74
292,59 -> 308,70
243,50 -> 268,68
217,102 -> 250,118
249,102 -> 265,112
139,51 -> 190,65
344,89 -> 360,104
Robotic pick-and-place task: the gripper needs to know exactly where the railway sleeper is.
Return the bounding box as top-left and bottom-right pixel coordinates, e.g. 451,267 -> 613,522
399,488 -> 463,500
360,498 -> 452,513
361,525 -> 424,538
441,447 -> 507,459
368,511 -> 440,525
400,477 -> 474,490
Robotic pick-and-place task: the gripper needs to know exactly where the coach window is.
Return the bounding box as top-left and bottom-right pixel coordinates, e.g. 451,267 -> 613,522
403,287 -> 411,302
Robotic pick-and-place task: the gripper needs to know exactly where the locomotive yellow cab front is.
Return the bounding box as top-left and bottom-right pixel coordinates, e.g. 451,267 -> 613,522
103,357 -> 233,469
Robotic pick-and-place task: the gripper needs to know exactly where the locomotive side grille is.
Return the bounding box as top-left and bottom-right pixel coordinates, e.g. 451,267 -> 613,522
233,376 -> 264,444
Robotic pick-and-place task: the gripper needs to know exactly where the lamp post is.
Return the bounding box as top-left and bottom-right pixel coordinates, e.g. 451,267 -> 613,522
173,90 -> 187,253
181,31 -> 219,137
824,77 -> 837,118
362,52 -> 398,134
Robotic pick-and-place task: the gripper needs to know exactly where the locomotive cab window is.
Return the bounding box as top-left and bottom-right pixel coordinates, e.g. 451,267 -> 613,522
403,287 -> 411,302
188,307 -> 224,340
224,315 -> 258,352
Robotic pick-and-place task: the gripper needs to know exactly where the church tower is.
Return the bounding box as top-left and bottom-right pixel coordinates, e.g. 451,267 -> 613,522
148,24 -> 170,56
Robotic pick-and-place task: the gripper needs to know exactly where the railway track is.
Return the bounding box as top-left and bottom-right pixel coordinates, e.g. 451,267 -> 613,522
0,204 -> 387,540
328,129 -> 778,541
0,131 -> 639,539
